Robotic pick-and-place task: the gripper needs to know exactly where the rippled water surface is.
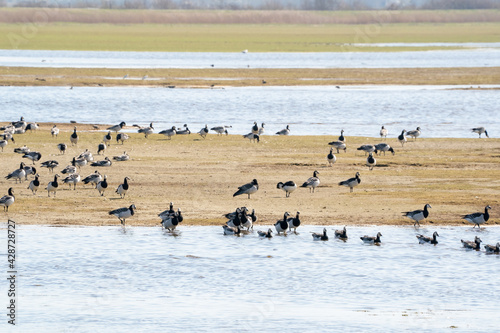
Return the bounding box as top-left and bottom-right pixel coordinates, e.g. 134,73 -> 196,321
1,49 -> 500,68
1,85 -> 499,138
0,225 -> 499,332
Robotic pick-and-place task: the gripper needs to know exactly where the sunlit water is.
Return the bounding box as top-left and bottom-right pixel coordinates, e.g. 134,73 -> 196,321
0,225 -> 498,332
1,48 -> 500,69
1,85 -> 499,138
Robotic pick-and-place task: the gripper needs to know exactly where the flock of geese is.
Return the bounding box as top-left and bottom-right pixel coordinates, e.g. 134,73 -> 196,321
0,117 -> 496,252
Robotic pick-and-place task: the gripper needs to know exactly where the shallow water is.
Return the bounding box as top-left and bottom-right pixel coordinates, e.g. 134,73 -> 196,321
0,225 -> 498,332
1,85 -> 499,138
1,48 -> 500,69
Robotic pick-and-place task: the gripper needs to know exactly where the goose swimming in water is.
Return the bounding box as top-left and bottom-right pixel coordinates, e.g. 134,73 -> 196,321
116,133 -> 129,144
277,181 -> 297,198
5,162 -> 26,183
471,127 -> 489,138
301,171 -> 320,193
312,228 -> 328,241
51,125 -> 59,137
223,225 -> 241,236
45,174 -> 60,197
406,127 -> 421,141
275,125 -> 290,136
360,232 -> 382,244
416,231 -> 439,245
287,211 -> 301,232
159,126 -> 177,139
334,226 -> 348,240
398,130 -> 407,147
366,152 -> 376,171
380,126 -> 388,139
328,140 -> 347,153
28,174 -> 40,194
461,236 -> 482,250
116,177 -> 130,198
462,205 -> 491,228
70,127 -> 78,145
374,143 -> 395,156
0,134 -> 15,152
161,209 -> 183,231
274,212 -> 290,235
109,204 -> 136,225
403,204 -> 432,227
233,179 -> 259,199
198,125 -> 209,138
258,228 -> 273,238
484,242 -> 500,254
327,147 -> 336,166
63,173 -> 81,190
40,160 -> 59,173
338,172 -> 361,193
0,188 -> 15,212
107,121 -> 126,133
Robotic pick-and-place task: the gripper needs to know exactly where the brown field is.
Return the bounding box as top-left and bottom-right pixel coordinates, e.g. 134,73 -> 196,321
1,122 -> 499,227
2,67 -> 500,87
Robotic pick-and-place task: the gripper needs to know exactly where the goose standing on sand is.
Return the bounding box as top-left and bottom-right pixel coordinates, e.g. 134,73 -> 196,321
338,129 -> 345,142
25,122 -> 38,132
0,188 -> 15,212
109,204 -> 136,225
380,126 -> 388,139
210,126 -> 230,136
461,236 -> 482,250
103,131 -> 112,146
158,202 -> 176,220
398,130 -> 407,147
5,162 -> 26,183
51,125 -> 59,137
78,149 -> 94,162
97,142 -> 106,155
274,212 -> 290,235
334,226 -> 348,240
327,147 -> 336,166
72,156 -> 87,169
258,123 -> 265,135
406,127 -> 421,141
63,173 -> 80,190
357,144 -> 376,155
366,152 -> 376,171
287,211 -> 301,233
116,133 -> 129,144
57,143 -> 67,155
113,151 -> 130,161
462,205 -> 491,228
338,172 -> 361,193
70,127 -> 78,145
159,126 -> 177,139
360,232 -> 382,244
116,177 -> 130,198
91,157 -> 112,167
417,231 -> 439,245
277,181 -> 297,198
0,134 -> 15,152
176,124 -> 191,135
484,242 -> 500,253
107,121 -> 126,133
276,125 -> 290,136
82,170 -> 102,188
23,151 -> 42,165
28,174 -> 40,194
403,204 -> 432,227
96,175 -> 108,196
374,143 -> 395,156
198,125 -> 209,139
312,228 -> 328,241
328,140 -> 347,153
23,165 -> 36,180
61,163 -> 77,175
471,127 -> 489,138
12,116 -> 26,129
243,133 -> 259,142
45,174 -> 60,197
258,228 -> 273,238
14,145 -> 30,154
251,122 -> 259,134
137,123 -> 154,138
301,171 -> 320,193
41,160 -> 59,173
233,179 -> 259,199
